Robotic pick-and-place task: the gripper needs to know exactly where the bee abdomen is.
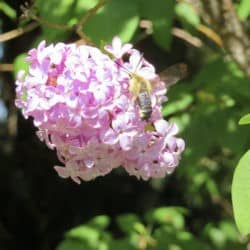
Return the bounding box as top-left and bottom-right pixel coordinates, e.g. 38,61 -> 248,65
137,92 -> 152,120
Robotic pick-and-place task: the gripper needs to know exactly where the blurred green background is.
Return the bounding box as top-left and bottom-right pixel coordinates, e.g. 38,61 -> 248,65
0,0 -> 250,249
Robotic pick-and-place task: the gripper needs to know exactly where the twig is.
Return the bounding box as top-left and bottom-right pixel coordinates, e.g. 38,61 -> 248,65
172,27 -> 203,47
200,0 -> 221,24
75,0 -> 108,39
139,20 -> 203,48
20,2 -> 72,31
212,195 -> 233,217
74,38 -> 93,46
196,24 -> 224,47
0,64 -> 14,72
0,22 -> 39,42
29,14 -> 72,31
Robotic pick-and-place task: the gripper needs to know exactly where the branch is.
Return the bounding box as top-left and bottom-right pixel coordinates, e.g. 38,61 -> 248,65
29,14 -> 72,31
196,24 -> 224,47
0,22 -> 39,42
75,0 -> 108,39
172,27 -> 203,47
192,0 -> 250,77
219,0 -> 250,76
139,20 -> 203,48
212,195 -> 233,217
0,64 -> 14,72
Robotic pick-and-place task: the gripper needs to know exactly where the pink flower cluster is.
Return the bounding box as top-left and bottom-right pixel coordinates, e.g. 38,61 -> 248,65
15,37 -> 185,183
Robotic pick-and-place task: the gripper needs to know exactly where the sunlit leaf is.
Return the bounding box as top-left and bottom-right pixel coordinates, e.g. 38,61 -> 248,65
145,207 -> 187,229
35,0 -> 75,42
0,1 -> 16,19
175,2 -> 200,27
204,224 -> 227,248
133,222 -> 147,234
151,227 -> 210,250
66,225 -> 99,244
239,114 -> 250,125
237,0 -> 250,20
87,215 -> 110,229
83,0 -> 139,45
232,150 -> 250,234
206,179 -> 220,197
163,93 -> 193,116
219,220 -> 241,242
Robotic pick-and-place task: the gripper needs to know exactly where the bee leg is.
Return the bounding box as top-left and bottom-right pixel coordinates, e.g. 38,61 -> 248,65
129,78 -> 140,100
144,79 -> 152,93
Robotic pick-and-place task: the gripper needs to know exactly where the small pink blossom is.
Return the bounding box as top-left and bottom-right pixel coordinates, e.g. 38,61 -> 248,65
104,36 -> 132,59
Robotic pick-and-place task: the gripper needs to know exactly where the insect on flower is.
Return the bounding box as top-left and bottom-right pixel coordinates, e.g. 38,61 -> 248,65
15,39 -> 186,182
117,55 -> 188,121
128,68 -> 153,121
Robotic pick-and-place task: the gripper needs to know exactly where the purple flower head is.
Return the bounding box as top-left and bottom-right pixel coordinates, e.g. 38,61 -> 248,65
15,38 -> 185,183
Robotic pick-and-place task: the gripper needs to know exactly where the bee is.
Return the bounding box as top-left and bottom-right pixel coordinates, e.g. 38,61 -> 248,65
128,73 -> 153,121
128,62 -> 188,121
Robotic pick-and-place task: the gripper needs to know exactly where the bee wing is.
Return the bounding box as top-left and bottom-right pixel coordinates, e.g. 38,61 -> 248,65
159,63 -> 188,87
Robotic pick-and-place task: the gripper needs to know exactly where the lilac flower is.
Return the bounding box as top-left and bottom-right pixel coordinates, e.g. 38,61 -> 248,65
15,37 -> 185,183
104,36 -> 132,58
124,50 -> 156,80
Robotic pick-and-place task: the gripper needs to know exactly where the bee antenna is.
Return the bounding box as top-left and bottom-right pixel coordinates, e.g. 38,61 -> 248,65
114,52 -> 144,75
114,59 -> 130,75
133,52 -> 144,72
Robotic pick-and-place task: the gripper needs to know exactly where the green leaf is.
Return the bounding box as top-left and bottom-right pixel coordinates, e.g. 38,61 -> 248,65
163,93 -> 193,116
239,114 -> 250,125
237,0 -> 250,20
176,231 -> 210,250
203,224 -> 227,248
82,0 -> 139,45
133,222 -> 147,234
232,150 -> 250,234
139,0 -> 175,50
145,207 -> 187,230
0,1 -> 16,19
219,220 -> 240,242
151,227 -> 210,250
13,53 -> 30,77
35,0 -> 75,42
116,214 -> 141,234
175,2 -> 200,27
206,179 -> 220,197
87,215 -> 110,230
66,225 -> 99,243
